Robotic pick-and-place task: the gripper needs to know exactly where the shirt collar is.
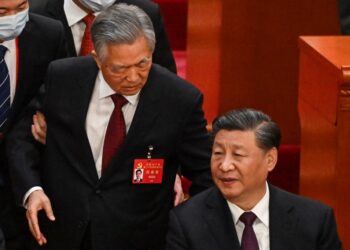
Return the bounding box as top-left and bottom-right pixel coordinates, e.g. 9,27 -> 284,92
226,182 -> 270,228
1,39 -> 16,54
64,0 -> 98,27
97,70 -> 140,105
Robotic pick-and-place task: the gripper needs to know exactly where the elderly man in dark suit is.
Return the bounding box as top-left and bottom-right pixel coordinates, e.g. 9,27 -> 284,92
0,0 -> 67,249
28,0 -> 185,204
28,0 -> 176,73
7,3 -> 212,250
166,108 -> 342,250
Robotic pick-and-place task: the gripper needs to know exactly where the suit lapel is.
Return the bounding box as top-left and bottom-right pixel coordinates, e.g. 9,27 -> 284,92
69,57 -> 99,183
47,0 -> 77,56
269,185 -> 298,250
203,188 -> 241,250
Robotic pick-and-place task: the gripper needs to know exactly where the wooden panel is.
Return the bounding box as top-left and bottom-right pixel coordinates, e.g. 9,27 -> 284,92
186,0 -> 222,123
335,83 -> 350,246
187,1 -> 339,140
298,36 -> 350,248
153,0 -> 188,50
299,98 -> 337,207
219,1 -> 340,143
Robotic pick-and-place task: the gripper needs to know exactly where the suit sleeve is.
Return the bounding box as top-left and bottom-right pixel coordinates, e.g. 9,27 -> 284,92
177,91 -> 213,196
151,4 -> 177,74
0,227 -> 5,250
53,21 -> 68,60
5,65 -> 53,206
28,0 -> 49,14
318,207 -> 342,249
166,210 -> 189,250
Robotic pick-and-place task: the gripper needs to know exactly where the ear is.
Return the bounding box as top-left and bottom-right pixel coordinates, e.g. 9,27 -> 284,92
265,147 -> 278,172
91,50 -> 102,69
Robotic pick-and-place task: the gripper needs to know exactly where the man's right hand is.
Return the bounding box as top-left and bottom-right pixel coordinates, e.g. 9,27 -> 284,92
26,190 -> 55,246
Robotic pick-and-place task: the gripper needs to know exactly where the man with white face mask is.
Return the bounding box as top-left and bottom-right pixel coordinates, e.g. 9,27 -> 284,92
0,0 -> 67,249
29,0 -> 177,73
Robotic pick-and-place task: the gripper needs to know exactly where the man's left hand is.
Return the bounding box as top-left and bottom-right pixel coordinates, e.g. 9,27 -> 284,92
174,174 -> 185,206
31,111 -> 46,144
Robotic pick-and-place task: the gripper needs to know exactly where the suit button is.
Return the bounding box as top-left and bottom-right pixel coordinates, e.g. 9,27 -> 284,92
95,189 -> 101,194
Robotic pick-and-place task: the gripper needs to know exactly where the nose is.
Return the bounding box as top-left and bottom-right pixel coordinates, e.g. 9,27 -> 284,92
126,66 -> 140,82
219,154 -> 235,172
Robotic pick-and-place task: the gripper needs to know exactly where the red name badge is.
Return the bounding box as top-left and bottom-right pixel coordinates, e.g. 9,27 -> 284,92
133,159 -> 164,184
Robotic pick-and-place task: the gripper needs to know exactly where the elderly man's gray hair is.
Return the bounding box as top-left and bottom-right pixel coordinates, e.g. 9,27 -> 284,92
91,3 -> 156,60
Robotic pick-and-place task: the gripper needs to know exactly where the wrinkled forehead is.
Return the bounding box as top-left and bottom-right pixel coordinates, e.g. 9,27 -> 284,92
213,129 -> 257,147
98,36 -> 153,64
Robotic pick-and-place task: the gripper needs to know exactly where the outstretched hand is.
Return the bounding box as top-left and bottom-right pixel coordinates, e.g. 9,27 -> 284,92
26,190 -> 55,245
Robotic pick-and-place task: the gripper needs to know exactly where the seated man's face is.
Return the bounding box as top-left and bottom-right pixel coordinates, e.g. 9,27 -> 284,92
211,129 -> 276,209
93,35 -> 152,96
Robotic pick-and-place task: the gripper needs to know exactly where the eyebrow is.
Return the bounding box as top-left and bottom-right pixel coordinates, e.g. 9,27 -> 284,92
213,141 -> 245,149
0,0 -> 27,10
16,0 -> 27,8
18,0 -> 28,7
112,56 -> 151,68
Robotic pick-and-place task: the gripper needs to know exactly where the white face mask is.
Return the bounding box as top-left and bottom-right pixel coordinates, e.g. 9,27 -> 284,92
79,0 -> 115,12
0,8 -> 29,42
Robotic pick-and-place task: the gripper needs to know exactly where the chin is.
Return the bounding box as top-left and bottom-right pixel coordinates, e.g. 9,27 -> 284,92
216,183 -> 242,201
120,90 -> 138,96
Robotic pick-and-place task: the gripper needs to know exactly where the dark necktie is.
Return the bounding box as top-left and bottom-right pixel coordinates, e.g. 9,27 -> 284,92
79,14 -> 95,56
0,45 -> 10,132
239,212 -> 259,250
101,94 -> 128,174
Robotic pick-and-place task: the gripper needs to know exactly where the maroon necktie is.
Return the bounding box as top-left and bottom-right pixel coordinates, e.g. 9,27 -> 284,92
239,212 -> 259,250
79,14 -> 95,56
101,94 -> 128,174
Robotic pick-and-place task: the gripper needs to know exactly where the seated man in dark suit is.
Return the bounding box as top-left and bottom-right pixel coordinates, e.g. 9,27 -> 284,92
166,108 -> 342,250
7,4 -> 211,250
0,0 -> 67,249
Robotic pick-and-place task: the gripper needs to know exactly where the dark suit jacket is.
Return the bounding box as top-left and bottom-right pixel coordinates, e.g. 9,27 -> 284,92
7,56 -> 212,250
166,184 -> 342,250
29,0 -> 177,73
0,228 -> 4,250
339,0 -> 350,34
0,13 -> 67,239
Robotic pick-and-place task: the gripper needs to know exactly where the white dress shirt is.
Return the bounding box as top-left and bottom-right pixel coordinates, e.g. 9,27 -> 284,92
24,70 -> 140,204
2,39 -> 17,104
86,71 -> 139,178
64,0 -> 98,55
227,183 -> 270,250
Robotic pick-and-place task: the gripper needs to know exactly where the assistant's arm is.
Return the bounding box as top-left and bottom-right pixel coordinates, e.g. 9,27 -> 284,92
177,92 -> 213,196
